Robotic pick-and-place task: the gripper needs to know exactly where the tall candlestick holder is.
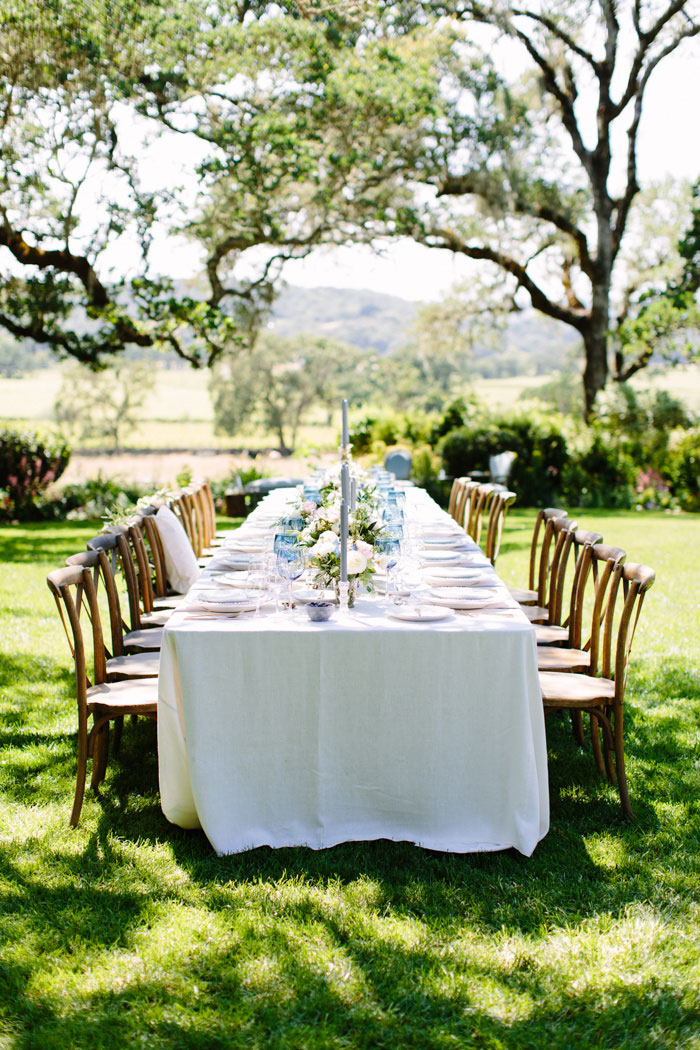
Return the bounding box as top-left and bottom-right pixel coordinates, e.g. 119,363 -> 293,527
339,443 -> 353,463
337,579 -> 350,612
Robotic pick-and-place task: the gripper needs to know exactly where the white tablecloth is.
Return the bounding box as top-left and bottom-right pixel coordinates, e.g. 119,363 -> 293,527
157,489 -> 549,856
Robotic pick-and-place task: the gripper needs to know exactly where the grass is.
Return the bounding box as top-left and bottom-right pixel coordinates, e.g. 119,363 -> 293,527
1,509 -> 700,1048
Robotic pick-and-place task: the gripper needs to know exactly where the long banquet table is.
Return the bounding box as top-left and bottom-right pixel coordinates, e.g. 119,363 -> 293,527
157,487 -> 549,857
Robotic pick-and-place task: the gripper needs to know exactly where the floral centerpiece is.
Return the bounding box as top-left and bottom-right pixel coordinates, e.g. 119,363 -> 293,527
293,473 -> 384,605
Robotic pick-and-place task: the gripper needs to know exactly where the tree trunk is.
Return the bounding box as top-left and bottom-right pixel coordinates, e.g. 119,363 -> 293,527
582,324 -> 609,422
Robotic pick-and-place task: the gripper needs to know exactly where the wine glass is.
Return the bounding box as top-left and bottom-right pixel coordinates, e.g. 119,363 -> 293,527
273,530 -> 298,555
281,513 -> 304,533
276,547 -> 306,612
375,534 -> 401,602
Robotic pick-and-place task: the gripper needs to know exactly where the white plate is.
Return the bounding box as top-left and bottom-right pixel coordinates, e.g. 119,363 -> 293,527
424,570 -> 495,587
294,588 -> 338,605
418,550 -> 462,565
420,535 -> 463,547
225,540 -> 266,554
184,598 -> 259,614
208,554 -> 254,571
210,572 -> 268,590
427,589 -> 510,611
386,604 -> 453,622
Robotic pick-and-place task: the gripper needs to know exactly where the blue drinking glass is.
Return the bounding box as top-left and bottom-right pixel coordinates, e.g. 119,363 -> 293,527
273,530 -> 298,555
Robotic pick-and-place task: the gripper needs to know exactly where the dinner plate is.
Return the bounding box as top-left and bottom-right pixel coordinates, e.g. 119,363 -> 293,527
424,570 -> 496,587
212,572 -> 268,590
418,550 -> 462,565
386,604 -> 453,622
224,539 -> 267,553
208,554 -> 255,571
419,535 -> 464,547
294,588 -> 338,605
184,596 -> 259,614
427,588 -> 510,610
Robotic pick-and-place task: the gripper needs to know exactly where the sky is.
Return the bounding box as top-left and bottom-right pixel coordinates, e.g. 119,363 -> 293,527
137,37 -> 700,304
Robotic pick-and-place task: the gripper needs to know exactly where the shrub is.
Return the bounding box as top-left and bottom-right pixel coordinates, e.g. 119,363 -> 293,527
439,414 -> 569,505
42,472 -> 154,521
560,434 -> 636,508
0,428 -> 71,520
666,429 -> 700,511
411,445 -> 449,505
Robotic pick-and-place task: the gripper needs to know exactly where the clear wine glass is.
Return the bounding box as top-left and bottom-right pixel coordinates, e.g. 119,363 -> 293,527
276,547 -> 306,612
375,534 -> 401,602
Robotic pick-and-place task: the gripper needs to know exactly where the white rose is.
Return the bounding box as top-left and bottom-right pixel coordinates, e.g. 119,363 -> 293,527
347,549 -> 367,575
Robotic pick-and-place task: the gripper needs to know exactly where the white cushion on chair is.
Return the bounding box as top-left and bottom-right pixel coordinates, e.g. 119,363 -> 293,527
155,505 -> 200,594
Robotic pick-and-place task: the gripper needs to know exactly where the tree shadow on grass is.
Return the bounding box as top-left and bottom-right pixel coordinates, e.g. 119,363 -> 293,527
1,914 -> 698,1050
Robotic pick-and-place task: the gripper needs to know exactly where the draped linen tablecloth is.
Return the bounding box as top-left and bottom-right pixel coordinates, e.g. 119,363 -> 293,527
157,489 -> 549,857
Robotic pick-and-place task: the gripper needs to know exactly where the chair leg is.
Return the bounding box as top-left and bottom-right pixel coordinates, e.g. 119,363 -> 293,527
70,732 -> 89,827
571,710 -> 585,747
590,710 -> 607,776
112,715 -> 124,756
612,706 -> 633,818
91,725 -> 110,789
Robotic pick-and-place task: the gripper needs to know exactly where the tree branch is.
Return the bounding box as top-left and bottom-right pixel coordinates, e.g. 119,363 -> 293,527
438,173 -> 594,277
0,223 -> 110,307
423,224 -> 589,332
510,7 -> 597,70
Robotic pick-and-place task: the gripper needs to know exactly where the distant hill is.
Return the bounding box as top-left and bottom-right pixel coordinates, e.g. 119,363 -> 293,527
270,285 -> 419,355
271,285 -> 580,376
2,281 -> 581,379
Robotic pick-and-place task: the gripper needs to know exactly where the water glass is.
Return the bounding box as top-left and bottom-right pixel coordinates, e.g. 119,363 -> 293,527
276,547 -> 306,612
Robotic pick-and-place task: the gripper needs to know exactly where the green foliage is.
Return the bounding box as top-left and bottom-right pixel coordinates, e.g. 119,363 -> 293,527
350,410 -> 433,457
211,333 -> 359,454
594,384 -> 695,476
0,427 -> 70,519
37,473 -> 154,522
208,466 -> 268,505
53,360 -> 156,451
439,414 -> 569,506
666,429 -> 700,511
560,435 -> 636,510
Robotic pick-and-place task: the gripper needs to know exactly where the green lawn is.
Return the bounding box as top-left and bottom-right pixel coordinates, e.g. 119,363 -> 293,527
1,510 -> 699,1049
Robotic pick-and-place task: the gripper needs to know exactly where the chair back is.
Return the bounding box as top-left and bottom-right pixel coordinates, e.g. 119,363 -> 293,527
199,482 -> 217,547
47,563 -> 107,703
139,509 -> 171,598
483,489 -> 516,565
88,527 -> 144,633
448,477 -> 469,521
599,560 -> 655,698
66,547 -> 128,659
174,491 -> 202,557
527,507 -> 567,592
466,483 -> 495,543
535,514 -> 578,615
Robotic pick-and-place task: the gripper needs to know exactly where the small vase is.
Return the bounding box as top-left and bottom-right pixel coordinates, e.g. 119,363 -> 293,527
334,577 -> 357,607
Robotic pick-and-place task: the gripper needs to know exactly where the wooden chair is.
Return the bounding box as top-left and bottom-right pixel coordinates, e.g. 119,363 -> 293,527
509,507 -> 567,605
65,549 -> 161,678
466,483 -> 498,546
520,515 -> 578,624
539,558 -> 655,817
483,489 -> 516,566
536,537 -> 619,665
139,510 -> 187,603
86,532 -> 164,651
47,563 -> 158,826
447,477 -> 470,521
